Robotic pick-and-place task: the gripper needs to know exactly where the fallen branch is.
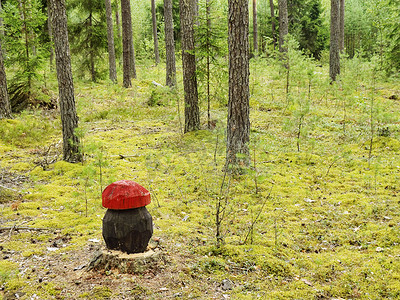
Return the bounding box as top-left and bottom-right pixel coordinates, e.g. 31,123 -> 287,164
0,226 -> 51,233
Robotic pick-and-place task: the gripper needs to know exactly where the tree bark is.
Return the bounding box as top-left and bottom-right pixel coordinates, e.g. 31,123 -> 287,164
151,0 -> 160,65
128,13 -> 137,79
164,0 -> 176,87
226,0 -> 250,169
330,0 -> 340,82
252,0 -> 258,54
278,0 -> 288,53
115,0 -> 121,43
269,0 -> 276,50
0,41 -> 11,119
46,0 -> 54,68
180,0 -> 200,132
339,0 -> 345,52
49,0 -> 81,162
0,0 -> 3,38
105,0 -> 117,83
88,12 -> 96,82
121,0 -> 132,87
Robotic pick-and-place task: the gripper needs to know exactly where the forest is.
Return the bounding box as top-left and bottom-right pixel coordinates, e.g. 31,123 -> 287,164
0,0 -> 400,299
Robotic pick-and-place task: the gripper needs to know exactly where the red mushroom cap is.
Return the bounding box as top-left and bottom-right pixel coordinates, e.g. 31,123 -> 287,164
102,180 -> 151,210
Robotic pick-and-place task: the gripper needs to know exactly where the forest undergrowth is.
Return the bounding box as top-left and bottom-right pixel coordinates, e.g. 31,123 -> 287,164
1,57 -> 400,299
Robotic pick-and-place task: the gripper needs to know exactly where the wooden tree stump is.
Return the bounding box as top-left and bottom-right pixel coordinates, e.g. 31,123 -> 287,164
87,247 -> 166,274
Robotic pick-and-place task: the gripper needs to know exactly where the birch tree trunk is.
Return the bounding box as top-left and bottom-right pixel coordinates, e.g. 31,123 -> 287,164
49,0 -> 81,162
226,0 -> 250,169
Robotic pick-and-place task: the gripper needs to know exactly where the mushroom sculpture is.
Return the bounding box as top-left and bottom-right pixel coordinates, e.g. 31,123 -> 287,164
102,180 -> 153,254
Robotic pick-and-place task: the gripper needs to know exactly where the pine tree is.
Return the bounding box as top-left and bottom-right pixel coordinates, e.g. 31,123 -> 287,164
49,0 -> 81,162
180,0 -> 200,132
105,0 -> 117,83
330,0 -> 340,81
278,0 -> 288,53
68,0 -> 107,82
151,0 -> 160,65
0,40 -> 11,119
121,0 -> 132,87
164,0 -> 176,87
226,0 -> 250,169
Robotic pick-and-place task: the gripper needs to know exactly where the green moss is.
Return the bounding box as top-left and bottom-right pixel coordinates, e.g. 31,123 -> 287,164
79,286 -> 112,299
0,261 -> 18,284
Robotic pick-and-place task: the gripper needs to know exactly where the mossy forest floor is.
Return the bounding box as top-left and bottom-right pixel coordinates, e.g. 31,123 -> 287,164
1,59 -> 400,299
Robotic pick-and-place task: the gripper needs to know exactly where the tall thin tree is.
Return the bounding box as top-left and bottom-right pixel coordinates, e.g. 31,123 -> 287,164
115,0 -> 121,42
339,0 -> 345,52
330,0 -> 340,81
105,0 -> 117,83
269,0 -> 276,49
180,0 -> 200,132
151,0 -> 160,65
0,41 -> 11,119
278,0 -> 288,53
49,0 -> 81,162
128,9 -> 136,79
47,0 -> 54,68
121,0 -> 132,87
226,0 -> 250,169
164,0 -> 176,87
252,0 -> 258,54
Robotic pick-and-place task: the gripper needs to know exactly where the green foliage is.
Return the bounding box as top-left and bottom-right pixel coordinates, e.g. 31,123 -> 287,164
288,0 -> 328,59
147,85 -> 178,107
1,0 -> 48,108
195,0 -> 228,121
68,0 -> 107,82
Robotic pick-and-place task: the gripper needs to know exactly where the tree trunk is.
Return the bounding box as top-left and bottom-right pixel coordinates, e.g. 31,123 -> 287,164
47,0 -> 54,68
226,0 -> 250,169
121,0 -> 132,87
20,0 -> 31,88
49,0 -> 81,163
0,0 -> 3,38
128,7 -> 137,80
206,0 -> 211,129
89,12 -> 96,82
269,0 -> 276,50
105,0 -> 117,83
330,0 -> 340,82
115,0 -> 121,42
0,41 -> 11,119
252,0 -> 258,54
164,0 -> 176,87
151,0 -> 160,65
180,0 -> 200,133
339,0 -> 345,52
278,0 -> 288,53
